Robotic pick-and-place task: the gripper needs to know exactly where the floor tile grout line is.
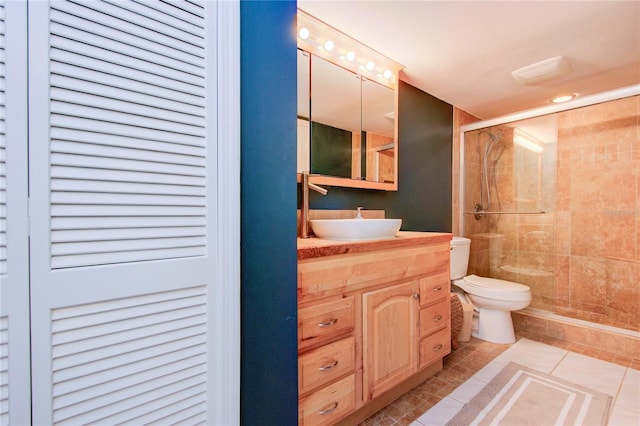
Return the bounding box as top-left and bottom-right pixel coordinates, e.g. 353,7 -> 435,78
549,349 -> 570,376
610,367 -> 631,413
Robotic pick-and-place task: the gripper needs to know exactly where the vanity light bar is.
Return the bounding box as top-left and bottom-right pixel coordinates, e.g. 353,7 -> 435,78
297,9 -> 404,89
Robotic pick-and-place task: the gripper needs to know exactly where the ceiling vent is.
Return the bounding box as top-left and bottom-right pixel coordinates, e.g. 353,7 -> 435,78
511,56 -> 572,85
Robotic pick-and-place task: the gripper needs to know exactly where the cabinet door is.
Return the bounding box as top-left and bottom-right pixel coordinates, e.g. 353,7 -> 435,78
362,280 -> 419,400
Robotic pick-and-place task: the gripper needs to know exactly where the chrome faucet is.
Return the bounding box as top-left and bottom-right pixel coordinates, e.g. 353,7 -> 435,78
301,172 -> 328,238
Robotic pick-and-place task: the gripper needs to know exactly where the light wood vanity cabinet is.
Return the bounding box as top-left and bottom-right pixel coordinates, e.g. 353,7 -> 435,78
298,233 -> 451,425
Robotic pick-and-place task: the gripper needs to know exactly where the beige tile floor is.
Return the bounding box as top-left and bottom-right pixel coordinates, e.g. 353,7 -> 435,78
359,331 -> 640,426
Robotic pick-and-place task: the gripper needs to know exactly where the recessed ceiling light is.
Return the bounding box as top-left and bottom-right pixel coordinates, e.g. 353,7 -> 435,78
551,93 -> 578,103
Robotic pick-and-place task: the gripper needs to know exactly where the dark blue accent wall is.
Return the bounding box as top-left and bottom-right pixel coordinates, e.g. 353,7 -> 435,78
240,1 -> 298,424
307,81 -> 454,232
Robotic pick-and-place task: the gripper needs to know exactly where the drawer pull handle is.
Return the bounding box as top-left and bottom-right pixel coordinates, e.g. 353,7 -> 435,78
432,343 -> 444,352
317,318 -> 338,328
318,360 -> 338,371
319,402 -> 339,415
433,315 -> 443,322
433,286 -> 443,291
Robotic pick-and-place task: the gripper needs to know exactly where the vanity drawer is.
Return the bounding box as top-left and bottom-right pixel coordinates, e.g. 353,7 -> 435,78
420,300 -> 450,337
299,244 -> 449,299
419,327 -> 451,368
299,374 -> 356,426
419,272 -> 450,307
299,296 -> 355,350
299,336 -> 355,395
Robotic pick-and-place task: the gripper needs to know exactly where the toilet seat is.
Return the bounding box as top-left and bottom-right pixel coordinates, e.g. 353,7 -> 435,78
455,274 -> 531,302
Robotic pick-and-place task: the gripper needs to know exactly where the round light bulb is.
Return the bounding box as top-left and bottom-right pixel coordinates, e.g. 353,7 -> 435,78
299,27 -> 309,40
366,61 -> 375,71
346,51 -> 356,61
552,93 -> 577,103
383,69 -> 392,80
324,40 -> 334,51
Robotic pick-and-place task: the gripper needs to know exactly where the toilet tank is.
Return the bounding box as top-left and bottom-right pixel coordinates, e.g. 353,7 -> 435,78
450,237 -> 471,280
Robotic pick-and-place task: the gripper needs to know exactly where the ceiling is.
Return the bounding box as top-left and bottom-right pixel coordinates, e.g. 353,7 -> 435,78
298,1 -> 640,119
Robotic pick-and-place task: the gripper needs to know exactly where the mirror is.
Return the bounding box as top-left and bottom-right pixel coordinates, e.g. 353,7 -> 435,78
298,51 -> 398,189
362,77 -> 396,183
310,54 -> 362,179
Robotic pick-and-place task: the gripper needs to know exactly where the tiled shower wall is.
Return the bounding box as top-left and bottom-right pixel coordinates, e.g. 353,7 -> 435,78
461,95 -> 639,333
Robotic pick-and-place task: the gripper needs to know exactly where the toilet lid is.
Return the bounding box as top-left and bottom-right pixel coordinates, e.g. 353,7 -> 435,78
463,274 -> 530,292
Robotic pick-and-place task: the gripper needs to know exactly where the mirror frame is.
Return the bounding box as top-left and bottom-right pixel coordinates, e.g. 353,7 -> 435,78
297,9 -> 403,191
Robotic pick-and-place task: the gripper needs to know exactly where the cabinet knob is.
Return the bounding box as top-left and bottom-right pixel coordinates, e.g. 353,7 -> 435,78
413,293 -> 420,300
318,360 -> 338,371
432,286 -> 443,291
318,401 -> 339,415
432,343 -> 444,352
317,318 -> 338,328
433,314 -> 443,322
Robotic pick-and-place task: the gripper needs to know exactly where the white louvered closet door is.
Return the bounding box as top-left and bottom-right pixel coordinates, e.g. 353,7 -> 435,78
0,1 -> 32,425
28,1 -> 226,424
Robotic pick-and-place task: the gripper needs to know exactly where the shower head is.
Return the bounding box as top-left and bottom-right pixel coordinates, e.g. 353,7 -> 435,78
479,128 -> 504,143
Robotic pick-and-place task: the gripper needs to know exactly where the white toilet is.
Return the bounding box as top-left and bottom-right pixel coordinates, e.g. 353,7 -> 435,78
450,236 -> 531,344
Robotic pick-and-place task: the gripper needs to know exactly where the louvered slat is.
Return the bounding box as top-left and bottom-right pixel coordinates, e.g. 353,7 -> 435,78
52,247 -> 204,269
51,74 -> 205,116
49,0 -> 208,269
114,0 -> 204,33
49,7 -> 204,68
50,127 -> 206,156
50,55 -> 205,102
53,363 -> 206,409
52,315 -> 205,358
51,286 -> 208,425
51,101 -> 205,137
51,226 -> 206,243
75,0 -> 204,43
51,180 -> 206,197
51,87 -> 205,126
50,153 -> 205,176
51,166 -> 205,186
50,115 -> 206,147
51,216 -> 206,230
54,324 -> 207,370
50,20 -> 204,78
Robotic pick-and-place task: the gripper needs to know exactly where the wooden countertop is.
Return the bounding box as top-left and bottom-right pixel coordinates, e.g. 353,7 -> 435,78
297,231 -> 452,260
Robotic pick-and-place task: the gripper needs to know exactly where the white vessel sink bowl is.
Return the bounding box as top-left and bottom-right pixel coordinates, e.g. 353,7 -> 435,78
309,218 -> 402,241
